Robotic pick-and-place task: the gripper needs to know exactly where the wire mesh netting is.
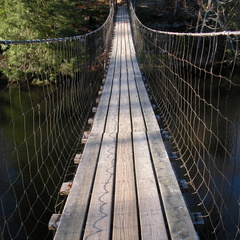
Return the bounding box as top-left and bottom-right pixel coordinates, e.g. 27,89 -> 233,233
129,2 -> 240,240
0,5 -> 115,240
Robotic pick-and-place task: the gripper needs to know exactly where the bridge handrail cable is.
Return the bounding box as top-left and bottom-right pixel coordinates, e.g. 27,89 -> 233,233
0,4 -> 115,45
128,1 -> 240,239
129,1 -> 240,37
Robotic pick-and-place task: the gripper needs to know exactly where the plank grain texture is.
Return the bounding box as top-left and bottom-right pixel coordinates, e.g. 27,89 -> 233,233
54,6 -> 198,240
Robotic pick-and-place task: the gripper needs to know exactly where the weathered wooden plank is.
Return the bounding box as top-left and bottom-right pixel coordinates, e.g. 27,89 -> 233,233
113,132 -> 139,240
59,182 -> 72,196
125,23 -> 146,133
133,132 -> 168,240
90,70 -> 113,133
49,214 -> 61,231
147,131 -> 198,240
118,9 -> 132,133
54,133 -> 102,240
74,153 -> 82,164
128,32 -> 160,132
105,24 -> 121,133
90,24 -> 119,134
104,8 -> 123,133
83,133 -> 116,239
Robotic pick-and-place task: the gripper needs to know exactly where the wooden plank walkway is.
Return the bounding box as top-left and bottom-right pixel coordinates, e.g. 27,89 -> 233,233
53,6 -> 198,240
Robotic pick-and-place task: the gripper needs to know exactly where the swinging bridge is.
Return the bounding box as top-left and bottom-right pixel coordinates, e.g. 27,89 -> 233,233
1,1 -> 240,240
52,6 -> 197,240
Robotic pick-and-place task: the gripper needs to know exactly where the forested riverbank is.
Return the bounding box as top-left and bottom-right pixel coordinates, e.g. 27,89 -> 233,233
135,0 -> 240,32
0,0 -> 110,40
0,0 -> 110,83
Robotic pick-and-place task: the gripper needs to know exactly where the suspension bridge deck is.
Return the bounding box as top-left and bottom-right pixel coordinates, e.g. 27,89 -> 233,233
53,6 -> 197,240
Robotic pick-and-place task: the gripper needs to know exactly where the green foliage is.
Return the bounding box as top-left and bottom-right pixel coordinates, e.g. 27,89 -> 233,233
0,0 -> 85,40
0,41 -> 88,83
0,0 -> 108,83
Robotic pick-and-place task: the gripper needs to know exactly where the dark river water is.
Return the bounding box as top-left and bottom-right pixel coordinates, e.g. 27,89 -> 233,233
145,64 -> 240,240
172,71 -> 240,240
0,78 -> 91,239
0,71 -> 240,239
